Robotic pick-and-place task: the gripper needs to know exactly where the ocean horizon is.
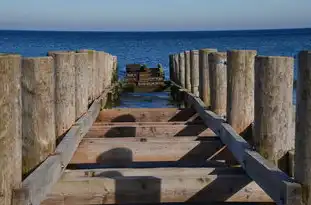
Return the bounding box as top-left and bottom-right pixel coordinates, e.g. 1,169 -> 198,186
1,27 -> 310,106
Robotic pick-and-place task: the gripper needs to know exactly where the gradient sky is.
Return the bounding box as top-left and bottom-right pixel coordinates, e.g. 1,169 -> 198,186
0,0 -> 310,31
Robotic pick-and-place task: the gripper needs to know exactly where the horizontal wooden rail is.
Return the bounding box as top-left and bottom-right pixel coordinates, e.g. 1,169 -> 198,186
13,87 -> 113,205
170,81 -> 302,205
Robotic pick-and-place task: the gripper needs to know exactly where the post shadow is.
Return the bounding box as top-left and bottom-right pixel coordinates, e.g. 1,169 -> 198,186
105,114 -> 136,137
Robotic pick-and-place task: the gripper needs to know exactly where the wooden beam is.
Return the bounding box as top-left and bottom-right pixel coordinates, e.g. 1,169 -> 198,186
70,139 -> 233,165
171,82 -> 302,205
13,88 -> 112,205
96,108 -> 197,122
41,172 -> 273,204
86,124 -> 215,138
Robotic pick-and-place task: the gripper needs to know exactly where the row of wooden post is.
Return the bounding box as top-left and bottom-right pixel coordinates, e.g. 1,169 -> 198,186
0,50 -> 117,205
170,49 -> 311,205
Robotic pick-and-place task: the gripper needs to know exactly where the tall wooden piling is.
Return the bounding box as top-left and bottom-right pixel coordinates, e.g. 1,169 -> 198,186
21,57 -> 56,175
96,51 -> 106,96
209,52 -> 227,117
107,54 -> 113,87
227,50 -> 257,134
179,52 -> 185,88
199,48 -> 217,106
77,49 -> 97,103
169,54 -> 174,82
48,51 -> 76,138
254,56 -> 294,167
295,51 -> 311,205
190,50 -> 200,96
174,53 -> 180,84
184,51 -> 191,91
0,54 -> 22,205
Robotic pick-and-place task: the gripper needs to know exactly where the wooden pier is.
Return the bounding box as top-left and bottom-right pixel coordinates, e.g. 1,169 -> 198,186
1,49 -> 311,205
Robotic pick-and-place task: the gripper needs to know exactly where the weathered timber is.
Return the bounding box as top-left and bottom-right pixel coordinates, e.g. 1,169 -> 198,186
190,50 -> 200,96
179,52 -> 185,87
169,54 -> 174,81
12,89 -> 111,205
96,108 -> 197,122
77,49 -> 96,103
254,56 -> 294,167
86,124 -> 214,138
181,87 -> 302,205
42,173 -> 272,204
184,50 -> 191,91
48,51 -> 76,137
199,48 -> 217,106
21,57 -> 56,175
74,52 -> 89,119
0,54 -> 22,205
70,139 -> 229,164
174,53 -> 180,84
209,52 -> 227,117
227,50 -> 257,134
96,51 -> 105,98
295,50 -> 311,205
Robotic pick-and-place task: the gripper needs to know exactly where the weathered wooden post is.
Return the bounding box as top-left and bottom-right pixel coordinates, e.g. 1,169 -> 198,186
48,51 -> 76,138
77,49 -> 97,103
0,54 -> 22,205
96,51 -> 106,96
199,48 -> 217,106
295,51 -> 311,205
174,53 -> 180,84
184,51 -> 191,91
169,54 -> 174,82
254,56 -> 294,169
107,54 -> 113,87
209,52 -> 227,117
227,50 -> 257,134
21,57 -> 56,175
179,52 -> 185,88
190,50 -> 200,96
75,53 -> 89,118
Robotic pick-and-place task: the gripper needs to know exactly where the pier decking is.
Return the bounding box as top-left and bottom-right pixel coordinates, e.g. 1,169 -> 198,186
1,49 -> 311,205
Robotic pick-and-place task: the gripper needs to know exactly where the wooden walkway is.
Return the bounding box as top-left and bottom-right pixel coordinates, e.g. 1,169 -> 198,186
11,84 -> 299,205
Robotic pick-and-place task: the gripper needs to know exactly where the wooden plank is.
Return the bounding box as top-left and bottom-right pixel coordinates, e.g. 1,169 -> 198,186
85,136 -> 218,142
70,139 -> 232,164
60,167 -> 247,179
96,108 -> 197,122
13,88 -> 112,205
86,124 -> 215,138
180,86 -> 302,205
41,174 -> 273,204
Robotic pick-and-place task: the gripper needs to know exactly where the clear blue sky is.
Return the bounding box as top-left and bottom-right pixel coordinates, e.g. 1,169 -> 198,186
1,0 -> 310,31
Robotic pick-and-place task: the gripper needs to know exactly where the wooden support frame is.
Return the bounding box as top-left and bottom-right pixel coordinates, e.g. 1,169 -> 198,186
13,87 -> 113,205
170,81 -> 302,205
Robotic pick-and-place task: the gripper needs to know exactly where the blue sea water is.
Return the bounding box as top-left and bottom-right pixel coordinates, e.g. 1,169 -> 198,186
1,28 -> 311,107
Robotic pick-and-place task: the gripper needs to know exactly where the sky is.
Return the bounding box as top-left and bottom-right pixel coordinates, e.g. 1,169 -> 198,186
0,0 -> 310,31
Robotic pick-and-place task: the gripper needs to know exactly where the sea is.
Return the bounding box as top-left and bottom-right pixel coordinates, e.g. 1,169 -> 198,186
1,28 -> 311,107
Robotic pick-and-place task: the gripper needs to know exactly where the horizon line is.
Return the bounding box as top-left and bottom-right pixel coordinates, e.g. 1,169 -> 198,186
1,27 -> 310,33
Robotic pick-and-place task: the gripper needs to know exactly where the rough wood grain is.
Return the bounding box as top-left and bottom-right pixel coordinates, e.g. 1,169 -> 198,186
209,52 -> 227,117
42,173 -> 272,204
254,56 -> 294,166
13,90 -> 110,205
70,139 -> 229,164
86,124 -> 214,138
227,50 -> 257,134
21,57 -> 56,175
96,108 -> 197,122
48,51 -> 76,138
179,52 -> 185,87
295,50 -> 311,205
96,51 -> 106,97
190,50 -> 200,96
184,51 -> 191,92
75,52 -> 89,119
77,49 -> 97,103
0,54 -> 22,205
199,48 -> 217,106
169,54 -> 174,81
